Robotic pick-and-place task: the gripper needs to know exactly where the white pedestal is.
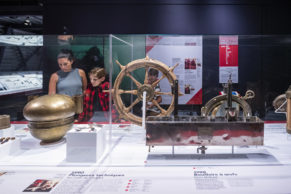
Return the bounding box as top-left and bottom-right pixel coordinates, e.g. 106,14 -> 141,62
66,125 -> 106,163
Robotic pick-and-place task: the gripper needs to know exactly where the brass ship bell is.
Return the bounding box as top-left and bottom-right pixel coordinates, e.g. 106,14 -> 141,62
23,94 -> 83,144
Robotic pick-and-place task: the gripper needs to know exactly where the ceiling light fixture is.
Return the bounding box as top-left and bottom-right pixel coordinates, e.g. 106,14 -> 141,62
24,16 -> 32,26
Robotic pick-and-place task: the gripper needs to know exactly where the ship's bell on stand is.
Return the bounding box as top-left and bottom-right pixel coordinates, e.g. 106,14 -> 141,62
23,94 -> 77,145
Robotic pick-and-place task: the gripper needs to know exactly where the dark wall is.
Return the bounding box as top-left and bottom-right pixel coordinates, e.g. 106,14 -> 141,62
44,4 -> 263,35
43,0 -> 291,35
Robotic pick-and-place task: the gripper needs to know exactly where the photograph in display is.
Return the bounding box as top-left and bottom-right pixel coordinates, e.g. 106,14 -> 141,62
23,179 -> 59,192
0,172 -> 7,176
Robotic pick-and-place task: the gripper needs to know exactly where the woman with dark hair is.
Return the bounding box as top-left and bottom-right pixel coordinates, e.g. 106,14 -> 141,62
49,49 -> 87,97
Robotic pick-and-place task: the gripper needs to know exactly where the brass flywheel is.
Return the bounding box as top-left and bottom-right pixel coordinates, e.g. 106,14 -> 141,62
201,91 -> 254,118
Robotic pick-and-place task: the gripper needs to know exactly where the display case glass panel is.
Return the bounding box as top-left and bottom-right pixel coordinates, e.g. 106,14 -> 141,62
0,34 -> 290,165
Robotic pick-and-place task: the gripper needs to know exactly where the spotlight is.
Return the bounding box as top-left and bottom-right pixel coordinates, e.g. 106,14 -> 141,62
24,17 -> 32,26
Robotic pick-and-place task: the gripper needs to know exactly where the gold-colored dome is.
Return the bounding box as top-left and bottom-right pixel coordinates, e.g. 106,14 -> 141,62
23,94 -> 76,144
23,94 -> 75,121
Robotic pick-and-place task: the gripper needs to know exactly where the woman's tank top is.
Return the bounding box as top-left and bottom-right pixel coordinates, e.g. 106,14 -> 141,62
56,68 -> 82,97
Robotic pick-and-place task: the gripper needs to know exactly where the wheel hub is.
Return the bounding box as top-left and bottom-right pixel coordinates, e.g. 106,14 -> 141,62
137,84 -> 154,101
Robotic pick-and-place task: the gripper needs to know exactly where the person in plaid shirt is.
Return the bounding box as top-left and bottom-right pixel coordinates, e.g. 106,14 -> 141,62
77,67 -> 118,122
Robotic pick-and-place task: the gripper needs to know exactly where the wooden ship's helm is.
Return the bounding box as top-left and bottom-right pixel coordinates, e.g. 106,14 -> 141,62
112,56 -> 180,125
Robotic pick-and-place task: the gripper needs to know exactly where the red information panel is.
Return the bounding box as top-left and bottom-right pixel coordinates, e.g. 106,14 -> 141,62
219,36 -> 238,83
219,36 -> 238,67
219,45 -> 238,67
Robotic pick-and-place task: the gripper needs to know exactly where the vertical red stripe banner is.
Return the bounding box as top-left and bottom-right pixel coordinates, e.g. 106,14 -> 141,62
219,36 -> 239,83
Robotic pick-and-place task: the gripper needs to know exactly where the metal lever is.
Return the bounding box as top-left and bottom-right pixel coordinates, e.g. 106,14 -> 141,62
173,80 -> 179,117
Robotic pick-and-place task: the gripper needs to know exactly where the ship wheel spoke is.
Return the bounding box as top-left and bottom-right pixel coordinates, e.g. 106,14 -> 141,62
152,99 -> 166,114
124,98 -> 140,113
126,73 -> 142,87
152,74 -> 166,88
118,89 -> 138,95
155,91 -> 173,96
144,66 -> 149,84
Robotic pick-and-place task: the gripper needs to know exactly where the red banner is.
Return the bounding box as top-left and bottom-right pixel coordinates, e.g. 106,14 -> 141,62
219,45 -> 238,67
219,36 -> 239,83
219,36 -> 238,67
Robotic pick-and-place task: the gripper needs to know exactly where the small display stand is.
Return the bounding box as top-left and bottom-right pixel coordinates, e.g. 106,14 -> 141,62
66,124 -> 106,163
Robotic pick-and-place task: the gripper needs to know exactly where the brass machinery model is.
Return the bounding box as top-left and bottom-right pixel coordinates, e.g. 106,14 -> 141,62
201,79 -> 255,118
110,57 -> 263,146
146,77 -> 264,148
23,94 -> 83,144
272,85 -> 291,134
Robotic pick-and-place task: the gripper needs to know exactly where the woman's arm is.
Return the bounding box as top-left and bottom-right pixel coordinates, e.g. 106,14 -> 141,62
48,73 -> 58,95
79,69 -> 88,94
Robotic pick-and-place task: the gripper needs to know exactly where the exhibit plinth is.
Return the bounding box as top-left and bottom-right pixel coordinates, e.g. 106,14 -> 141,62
146,116 -> 264,146
66,125 -> 106,163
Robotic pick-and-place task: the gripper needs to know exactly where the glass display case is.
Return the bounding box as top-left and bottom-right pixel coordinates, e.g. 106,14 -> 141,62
0,34 -> 291,193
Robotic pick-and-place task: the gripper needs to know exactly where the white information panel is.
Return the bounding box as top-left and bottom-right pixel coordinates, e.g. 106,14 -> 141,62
146,36 -> 203,104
